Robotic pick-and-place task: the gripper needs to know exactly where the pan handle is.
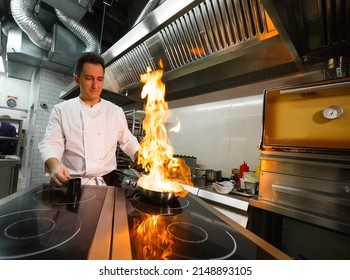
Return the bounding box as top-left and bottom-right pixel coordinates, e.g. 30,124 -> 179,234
129,168 -> 142,179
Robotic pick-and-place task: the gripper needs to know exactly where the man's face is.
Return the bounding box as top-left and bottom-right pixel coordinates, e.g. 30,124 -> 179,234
74,62 -> 104,103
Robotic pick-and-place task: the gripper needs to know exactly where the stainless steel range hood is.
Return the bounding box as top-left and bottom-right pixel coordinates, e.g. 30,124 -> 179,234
62,0 -> 350,105
102,0 -> 298,104
260,0 -> 350,69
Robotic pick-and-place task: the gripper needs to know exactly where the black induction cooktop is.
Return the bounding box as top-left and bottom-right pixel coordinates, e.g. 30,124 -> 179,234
126,191 -> 278,260
0,184 -> 107,260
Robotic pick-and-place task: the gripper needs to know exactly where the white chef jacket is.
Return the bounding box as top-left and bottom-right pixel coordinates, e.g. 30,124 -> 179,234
38,97 -> 140,178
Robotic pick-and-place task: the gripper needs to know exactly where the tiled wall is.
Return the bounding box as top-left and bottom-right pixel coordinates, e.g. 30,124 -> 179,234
0,73 -> 31,128
29,69 -> 72,185
0,69 -> 72,187
167,71 -> 324,178
167,94 -> 263,178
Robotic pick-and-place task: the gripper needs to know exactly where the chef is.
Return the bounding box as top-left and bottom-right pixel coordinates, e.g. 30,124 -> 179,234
38,52 -> 141,187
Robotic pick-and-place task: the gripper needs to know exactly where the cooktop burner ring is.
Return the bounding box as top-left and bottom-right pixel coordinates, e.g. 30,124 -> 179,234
4,217 -> 56,240
33,186 -> 97,206
167,222 -> 208,243
163,218 -> 237,259
133,215 -> 237,260
0,209 -> 81,260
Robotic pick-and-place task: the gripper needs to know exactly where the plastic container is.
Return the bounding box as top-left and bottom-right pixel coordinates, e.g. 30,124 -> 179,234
239,161 -> 249,178
230,168 -> 239,184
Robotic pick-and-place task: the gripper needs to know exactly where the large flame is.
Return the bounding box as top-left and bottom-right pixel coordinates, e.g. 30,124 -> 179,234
168,117 -> 181,133
133,63 -> 193,260
137,65 -> 193,192
131,214 -> 174,260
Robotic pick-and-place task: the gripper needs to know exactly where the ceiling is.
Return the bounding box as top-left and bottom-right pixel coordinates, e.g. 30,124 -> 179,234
0,0 -> 150,53
0,0 -> 155,107
1,0 -> 350,109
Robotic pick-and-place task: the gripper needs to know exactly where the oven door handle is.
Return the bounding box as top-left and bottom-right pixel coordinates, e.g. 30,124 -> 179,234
271,184 -> 350,206
279,80 -> 350,94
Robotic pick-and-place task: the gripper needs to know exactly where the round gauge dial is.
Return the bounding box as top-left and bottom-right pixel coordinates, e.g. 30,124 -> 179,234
6,99 -> 17,108
322,105 -> 343,120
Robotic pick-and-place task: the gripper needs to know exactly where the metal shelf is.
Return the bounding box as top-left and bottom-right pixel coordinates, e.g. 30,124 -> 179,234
116,110 -> 145,170
0,117 -> 23,157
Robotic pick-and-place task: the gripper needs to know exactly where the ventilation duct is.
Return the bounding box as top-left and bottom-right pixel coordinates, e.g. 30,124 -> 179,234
10,0 -> 52,50
55,8 -> 100,53
7,0 -> 100,80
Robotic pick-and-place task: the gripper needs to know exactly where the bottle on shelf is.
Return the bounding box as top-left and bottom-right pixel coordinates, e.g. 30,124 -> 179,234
239,161 -> 249,178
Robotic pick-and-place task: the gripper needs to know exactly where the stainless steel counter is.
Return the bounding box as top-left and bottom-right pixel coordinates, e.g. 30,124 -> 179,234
0,158 -> 21,199
183,178 -> 254,227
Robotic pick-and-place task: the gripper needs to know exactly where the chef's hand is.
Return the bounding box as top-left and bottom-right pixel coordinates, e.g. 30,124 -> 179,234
45,157 -> 71,187
50,164 -> 71,187
129,151 -> 143,172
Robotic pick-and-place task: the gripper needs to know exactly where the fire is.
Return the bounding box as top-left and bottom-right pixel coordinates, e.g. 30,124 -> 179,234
137,64 -> 193,193
190,47 -> 205,56
132,214 -> 175,260
133,62 -> 193,260
168,117 -> 181,133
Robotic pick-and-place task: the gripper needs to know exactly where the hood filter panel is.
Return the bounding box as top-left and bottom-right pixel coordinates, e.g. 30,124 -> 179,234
107,0 -> 275,92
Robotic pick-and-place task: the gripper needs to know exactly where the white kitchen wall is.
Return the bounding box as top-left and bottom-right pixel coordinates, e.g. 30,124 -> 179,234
167,94 -> 263,178
29,68 -> 72,186
167,71 -> 324,178
0,73 -> 31,128
0,69 -> 72,188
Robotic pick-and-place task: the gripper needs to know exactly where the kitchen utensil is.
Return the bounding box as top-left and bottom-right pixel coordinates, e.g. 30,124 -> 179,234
66,178 -> 82,211
202,169 -> 222,181
240,172 -> 259,194
204,169 -> 216,181
194,167 -> 205,178
230,168 -> 240,187
212,181 -> 234,194
215,170 -> 222,181
244,181 -> 258,194
129,168 -> 188,203
138,185 -> 187,203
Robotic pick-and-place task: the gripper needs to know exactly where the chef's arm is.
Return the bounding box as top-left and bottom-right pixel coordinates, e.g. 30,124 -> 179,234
129,150 -> 143,171
45,157 -> 71,187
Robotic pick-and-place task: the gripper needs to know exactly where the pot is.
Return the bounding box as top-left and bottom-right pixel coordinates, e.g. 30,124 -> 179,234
215,170 -> 222,181
202,169 -> 222,181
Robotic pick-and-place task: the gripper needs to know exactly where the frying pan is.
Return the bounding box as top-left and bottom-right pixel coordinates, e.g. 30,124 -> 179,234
129,169 -> 188,203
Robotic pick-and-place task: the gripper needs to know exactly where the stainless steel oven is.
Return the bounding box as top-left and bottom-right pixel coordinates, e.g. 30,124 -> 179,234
248,77 -> 350,259
260,78 -> 350,154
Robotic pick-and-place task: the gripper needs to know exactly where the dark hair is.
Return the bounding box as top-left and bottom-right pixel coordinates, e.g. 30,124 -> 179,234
74,52 -> 105,76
